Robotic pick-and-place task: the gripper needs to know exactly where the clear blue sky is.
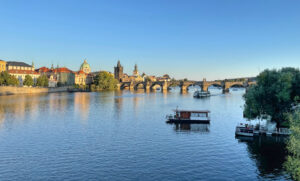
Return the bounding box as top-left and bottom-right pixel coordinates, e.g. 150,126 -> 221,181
0,0 -> 299,80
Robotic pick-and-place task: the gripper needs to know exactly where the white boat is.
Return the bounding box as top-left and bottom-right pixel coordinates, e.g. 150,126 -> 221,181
235,123 -> 254,137
193,90 -> 210,98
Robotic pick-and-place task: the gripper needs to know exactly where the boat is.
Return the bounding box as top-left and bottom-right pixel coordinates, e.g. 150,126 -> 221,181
193,90 -> 210,98
235,123 -> 254,137
166,109 -> 210,124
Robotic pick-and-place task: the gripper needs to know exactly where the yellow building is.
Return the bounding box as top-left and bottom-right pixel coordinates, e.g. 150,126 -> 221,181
6,61 -> 40,86
0,60 -> 6,72
75,59 -> 92,85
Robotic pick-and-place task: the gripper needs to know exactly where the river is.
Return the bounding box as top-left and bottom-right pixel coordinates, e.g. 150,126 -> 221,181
0,88 -> 291,180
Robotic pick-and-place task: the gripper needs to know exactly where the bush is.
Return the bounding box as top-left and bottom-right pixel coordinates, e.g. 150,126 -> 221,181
284,110 -> 300,180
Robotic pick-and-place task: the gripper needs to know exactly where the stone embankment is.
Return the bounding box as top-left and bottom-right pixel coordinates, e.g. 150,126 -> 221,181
0,86 -> 70,96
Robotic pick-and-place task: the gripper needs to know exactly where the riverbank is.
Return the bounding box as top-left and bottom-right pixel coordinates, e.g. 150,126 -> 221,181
0,86 -> 70,96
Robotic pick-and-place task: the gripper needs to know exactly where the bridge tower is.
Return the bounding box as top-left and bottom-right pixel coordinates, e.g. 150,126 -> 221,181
114,60 -> 123,82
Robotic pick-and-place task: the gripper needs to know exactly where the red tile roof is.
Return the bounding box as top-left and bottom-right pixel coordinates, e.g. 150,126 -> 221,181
75,70 -> 87,75
8,69 -> 39,75
53,67 -> 74,73
36,67 -> 50,73
36,67 -> 75,73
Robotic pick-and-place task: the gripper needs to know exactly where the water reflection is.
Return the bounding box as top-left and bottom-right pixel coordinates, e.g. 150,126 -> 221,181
236,136 -> 289,179
171,123 -> 210,133
0,94 -> 48,124
0,91 -> 290,180
113,91 -> 123,119
74,93 -> 90,121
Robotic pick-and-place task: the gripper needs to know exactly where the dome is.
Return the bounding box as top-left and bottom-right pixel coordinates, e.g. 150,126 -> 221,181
80,59 -> 91,74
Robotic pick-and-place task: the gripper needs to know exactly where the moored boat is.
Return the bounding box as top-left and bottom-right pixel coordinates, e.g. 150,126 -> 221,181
235,123 -> 254,137
166,109 -> 210,124
193,90 -> 210,98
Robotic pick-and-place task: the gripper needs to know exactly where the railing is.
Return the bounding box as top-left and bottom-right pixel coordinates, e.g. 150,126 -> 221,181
278,128 -> 291,135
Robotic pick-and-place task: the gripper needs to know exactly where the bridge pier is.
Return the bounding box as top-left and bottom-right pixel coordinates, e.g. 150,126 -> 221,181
129,82 -> 135,90
145,82 -> 151,91
116,83 -> 121,90
202,85 -> 208,92
162,81 -> 168,91
181,85 -> 187,92
223,88 -> 229,93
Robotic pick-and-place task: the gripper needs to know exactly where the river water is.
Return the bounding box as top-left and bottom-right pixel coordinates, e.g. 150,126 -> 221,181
0,88 -> 291,180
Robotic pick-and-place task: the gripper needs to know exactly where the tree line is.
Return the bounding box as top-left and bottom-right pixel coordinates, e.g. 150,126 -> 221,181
0,71 -> 48,87
243,67 -> 300,180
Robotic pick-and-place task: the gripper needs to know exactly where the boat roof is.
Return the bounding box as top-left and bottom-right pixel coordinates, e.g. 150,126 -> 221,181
173,109 -> 210,113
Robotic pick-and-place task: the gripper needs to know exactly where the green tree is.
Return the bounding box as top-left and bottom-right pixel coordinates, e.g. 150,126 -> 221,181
284,110 -> 300,181
243,68 -> 300,126
93,71 -> 118,90
0,74 -> 4,85
23,75 -> 34,86
36,75 -> 49,87
0,71 -> 19,86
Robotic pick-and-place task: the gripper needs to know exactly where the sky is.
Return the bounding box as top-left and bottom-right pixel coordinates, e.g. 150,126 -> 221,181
0,0 -> 299,80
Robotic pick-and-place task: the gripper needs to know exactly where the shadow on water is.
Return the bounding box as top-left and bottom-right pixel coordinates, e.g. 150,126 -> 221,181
236,136 -> 290,179
168,123 -> 210,133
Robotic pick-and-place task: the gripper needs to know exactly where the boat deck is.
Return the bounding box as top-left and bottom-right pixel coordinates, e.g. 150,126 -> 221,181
167,119 -> 210,124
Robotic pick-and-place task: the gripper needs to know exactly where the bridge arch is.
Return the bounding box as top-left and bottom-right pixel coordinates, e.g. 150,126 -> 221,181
134,82 -> 146,90
179,81 -> 196,92
120,82 -> 131,90
150,82 -> 163,91
202,81 -> 222,92
223,81 -> 245,93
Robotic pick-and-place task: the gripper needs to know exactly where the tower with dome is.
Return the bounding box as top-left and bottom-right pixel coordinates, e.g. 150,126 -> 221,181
80,59 -> 91,74
74,59 -> 92,85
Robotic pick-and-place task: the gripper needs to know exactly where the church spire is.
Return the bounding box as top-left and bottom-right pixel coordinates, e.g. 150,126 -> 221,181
133,64 -> 139,76
134,64 -> 138,72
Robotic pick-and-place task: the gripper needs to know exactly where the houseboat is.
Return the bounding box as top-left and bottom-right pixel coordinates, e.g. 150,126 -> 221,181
166,109 -> 210,124
193,90 -> 210,98
235,123 -> 254,137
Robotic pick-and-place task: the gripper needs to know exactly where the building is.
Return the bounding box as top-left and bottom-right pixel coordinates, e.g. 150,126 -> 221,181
114,60 -> 123,82
6,61 -> 40,86
80,59 -> 91,74
0,60 -> 6,72
146,75 -> 157,82
157,74 -> 171,82
75,59 -> 93,85
36,66 -> 58,87
132,64 -> 144,82
37,66 -> 75,87
53,67 -> 75,86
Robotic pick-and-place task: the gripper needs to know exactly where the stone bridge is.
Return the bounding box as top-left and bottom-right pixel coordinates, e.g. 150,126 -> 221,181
119,78 -> 256,93
120,81 -> 174,91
